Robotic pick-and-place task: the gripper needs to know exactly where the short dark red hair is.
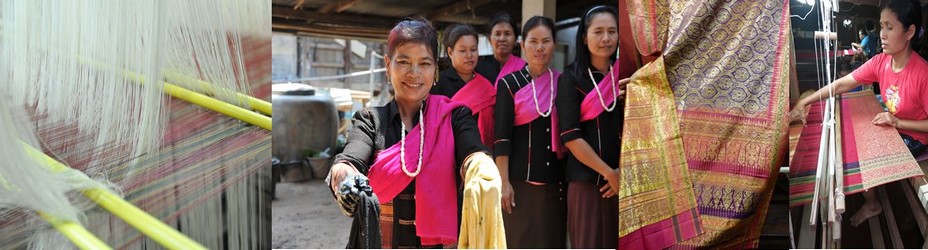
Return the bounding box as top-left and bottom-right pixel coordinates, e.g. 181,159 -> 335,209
386,17 -> 438,59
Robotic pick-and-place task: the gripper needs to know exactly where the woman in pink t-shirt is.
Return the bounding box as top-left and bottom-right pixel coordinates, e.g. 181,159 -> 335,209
789,0 -> 925,228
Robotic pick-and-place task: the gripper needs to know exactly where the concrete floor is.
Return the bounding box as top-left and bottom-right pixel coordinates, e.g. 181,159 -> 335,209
272,180 -> 351,249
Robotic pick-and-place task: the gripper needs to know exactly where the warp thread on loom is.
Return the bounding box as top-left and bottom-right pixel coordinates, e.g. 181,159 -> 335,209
0,0 -> 272,248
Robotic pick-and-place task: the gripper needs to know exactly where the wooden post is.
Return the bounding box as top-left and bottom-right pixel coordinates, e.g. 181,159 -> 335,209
343,39 -> 352,89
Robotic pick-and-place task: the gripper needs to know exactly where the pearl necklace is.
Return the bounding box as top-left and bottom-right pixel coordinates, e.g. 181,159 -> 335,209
529,68 -> 554,117
400,104 -> 424,177
587,66 -> 617,112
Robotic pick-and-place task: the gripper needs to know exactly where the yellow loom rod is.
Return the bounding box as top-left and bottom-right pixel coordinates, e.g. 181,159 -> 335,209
116,70 -> 271,131
162,82 -> 272,131
162,70 -> 272,116
24,145 -> 207,250
35,212 -> 112,250
75,56 -> 271,131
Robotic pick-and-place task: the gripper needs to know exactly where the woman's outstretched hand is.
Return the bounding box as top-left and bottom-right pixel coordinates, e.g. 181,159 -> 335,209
789,104 -> 808,125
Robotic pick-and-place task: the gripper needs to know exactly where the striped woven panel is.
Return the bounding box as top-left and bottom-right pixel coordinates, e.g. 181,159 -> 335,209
788,100 -> 829,206
619,57 -> 702,249
836,94 -> 864,195
789,91 -> 923,207
840,91 -> 921,191
661,0 -> 790,248
787,120 -> 804,165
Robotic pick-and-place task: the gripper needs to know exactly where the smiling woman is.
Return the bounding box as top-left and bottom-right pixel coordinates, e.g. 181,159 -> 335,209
325,17 -> 504,248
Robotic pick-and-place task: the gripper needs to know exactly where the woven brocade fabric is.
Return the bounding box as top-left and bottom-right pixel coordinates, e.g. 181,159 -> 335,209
661,0 -> 790,248
618,57 -> 702,249
626,0 -> 670,57
840,91 -> 923,190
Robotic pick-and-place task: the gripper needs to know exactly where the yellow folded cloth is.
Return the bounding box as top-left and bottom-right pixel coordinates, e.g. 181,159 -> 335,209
458,152 -> 506,249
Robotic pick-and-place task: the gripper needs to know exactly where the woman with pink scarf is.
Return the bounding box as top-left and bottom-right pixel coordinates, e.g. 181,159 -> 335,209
326,18 -> 497,248
555,6 -> 625,249
475,12 -> 526,87
493,16 -> 567,248
431,24 -> 496,148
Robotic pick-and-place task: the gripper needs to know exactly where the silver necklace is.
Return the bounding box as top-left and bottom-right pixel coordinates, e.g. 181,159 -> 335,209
529,68 -> 554,117
400,104 -> 424,177
587,66 -> 617,112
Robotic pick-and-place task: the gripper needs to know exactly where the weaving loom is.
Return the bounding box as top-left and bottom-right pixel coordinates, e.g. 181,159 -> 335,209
789,90 -> 928,248
786,0 -> 928,247
790,91 -> 923,206
0,1 -> 272,249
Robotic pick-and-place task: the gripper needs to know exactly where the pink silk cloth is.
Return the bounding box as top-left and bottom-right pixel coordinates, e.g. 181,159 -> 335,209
580,60 -> 622,122
495,55 -> 527,86
368,95 -> 464,246
789,90 -> 924,207
511,68 -> 565,158
452,74 -> 496,147
627,0 -> 792,248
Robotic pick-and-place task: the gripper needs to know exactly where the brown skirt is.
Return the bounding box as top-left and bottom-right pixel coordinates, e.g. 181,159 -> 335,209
567,181 -> 619,249
502,180 -> 568,248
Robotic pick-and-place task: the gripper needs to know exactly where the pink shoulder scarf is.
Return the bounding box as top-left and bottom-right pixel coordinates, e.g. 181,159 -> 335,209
367,95 -> 464,246
495,55 -> 526,86
509,68 -> 566,158
580,60 -> 622,122
452,74 -> 496,147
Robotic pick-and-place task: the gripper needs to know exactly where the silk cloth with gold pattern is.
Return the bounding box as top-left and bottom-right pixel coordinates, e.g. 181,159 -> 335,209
619,57 -> 703,250
622,0 -> 790,248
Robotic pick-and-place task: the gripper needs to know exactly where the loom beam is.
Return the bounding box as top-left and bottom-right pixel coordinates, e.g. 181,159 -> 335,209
163,70 -> 273,116
77,56 -> 272,131
36,211 -> 112,250
24,144 -> 207,250
163,82 -> 272,130
878,187 -> 904,247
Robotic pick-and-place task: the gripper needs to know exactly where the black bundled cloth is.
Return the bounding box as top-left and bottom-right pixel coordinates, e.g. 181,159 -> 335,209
336,174 -> 382,248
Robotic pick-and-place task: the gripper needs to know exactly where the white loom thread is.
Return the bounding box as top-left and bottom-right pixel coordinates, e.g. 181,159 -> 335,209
28,228 -> 72,250
163,0 -> 267,108
2,0 -> 167,178
0,94 -> 112,249
0,0 -> 270,248
0,100 -> 104,221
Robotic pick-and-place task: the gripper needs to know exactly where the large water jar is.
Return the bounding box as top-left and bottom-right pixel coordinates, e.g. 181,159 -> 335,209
272,84 -> 338,181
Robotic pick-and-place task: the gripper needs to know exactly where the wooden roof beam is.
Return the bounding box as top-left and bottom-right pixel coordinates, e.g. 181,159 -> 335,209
273,5 -> 397,29
318,0 -> 364,13
424,0 -> 494,21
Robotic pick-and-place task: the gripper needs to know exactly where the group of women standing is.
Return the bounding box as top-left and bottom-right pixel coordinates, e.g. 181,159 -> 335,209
328,5 -> 625,249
